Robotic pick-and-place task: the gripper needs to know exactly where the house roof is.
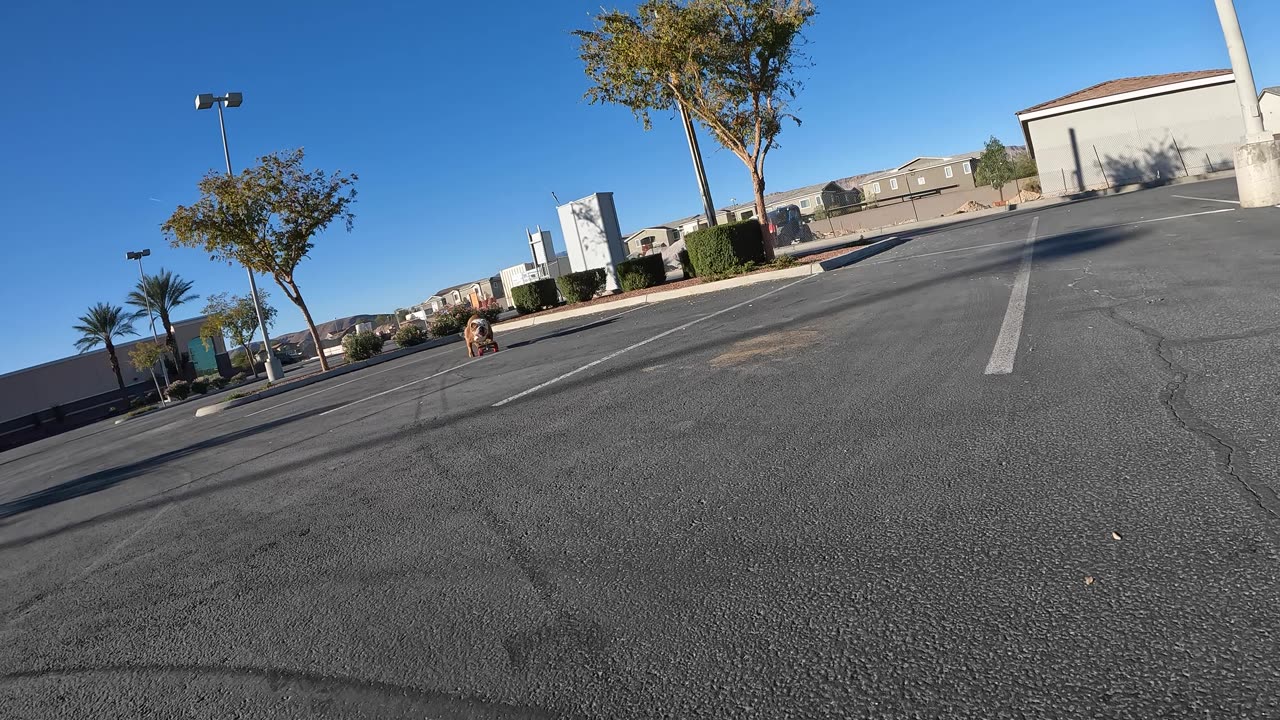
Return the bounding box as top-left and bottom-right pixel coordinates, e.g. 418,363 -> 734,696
1016,69 -> 1232,116
893,156 -> 950,171
859,154 -> 980,184
1262,86 -> 1280,97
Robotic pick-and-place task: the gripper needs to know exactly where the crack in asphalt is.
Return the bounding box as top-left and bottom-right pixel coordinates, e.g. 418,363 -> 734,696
1098,304 -> 1280,526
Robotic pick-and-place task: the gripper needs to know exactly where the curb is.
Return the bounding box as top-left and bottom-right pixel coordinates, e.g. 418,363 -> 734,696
195,335 -> 462,417
496,235 -> 906,333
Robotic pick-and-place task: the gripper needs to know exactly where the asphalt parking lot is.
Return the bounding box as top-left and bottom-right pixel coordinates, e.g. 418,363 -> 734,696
3,178 -> 1279,719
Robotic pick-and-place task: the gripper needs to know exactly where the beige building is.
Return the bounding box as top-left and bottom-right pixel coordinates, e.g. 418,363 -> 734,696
860,156 -> 981,204
1,316 -> 227,446
624,226 -> 679,257
1262,87 -> 1280,135
1016,69 -> 1244,195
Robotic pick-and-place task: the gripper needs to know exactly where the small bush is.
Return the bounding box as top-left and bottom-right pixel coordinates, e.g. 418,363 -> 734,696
511,279 -> 560,314
342,331 -> 384,362
1021,176 -> 1042,193
144,390 -> 160,404
190,377 -> 209,395
394,324 -> 429,347
167,380 -> 191,401
685,219 -> 766,277
771,254 -> 798,269
617,255 -> 667,292
556,269 -> 606,303
230,371 -> 247,384
205,374 -> 229,390
678,249 -> 695,279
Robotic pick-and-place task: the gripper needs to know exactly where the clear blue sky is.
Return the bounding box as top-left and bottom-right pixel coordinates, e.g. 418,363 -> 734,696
2,0 -> 1276,373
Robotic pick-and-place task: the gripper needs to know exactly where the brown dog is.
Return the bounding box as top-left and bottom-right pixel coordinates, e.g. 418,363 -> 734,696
464,315 -> 498,357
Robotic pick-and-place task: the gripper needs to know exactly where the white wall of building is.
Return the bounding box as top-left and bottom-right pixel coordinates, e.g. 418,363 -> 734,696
557,193 -> 626,290
1024,81 -> 1245,194
1262,93 -> 1280,135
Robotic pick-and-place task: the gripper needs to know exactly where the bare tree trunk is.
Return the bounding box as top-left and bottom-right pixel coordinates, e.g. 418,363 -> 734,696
106,341 -> 128,401
752,170 -> 774,260
286,281 -> 330,372
241,341 -> 259,379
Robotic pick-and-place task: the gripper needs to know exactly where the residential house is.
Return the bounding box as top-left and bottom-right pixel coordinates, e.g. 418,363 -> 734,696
624,226 -> 679,257
427,275 -> 507,313
859,155 -> 982,203
499,254 -> 572,297
1261,86 -> 1280,134
1015,69 -> 1242,192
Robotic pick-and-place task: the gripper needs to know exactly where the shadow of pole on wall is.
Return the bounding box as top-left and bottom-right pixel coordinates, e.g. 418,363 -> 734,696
1069,128 -> 1085,192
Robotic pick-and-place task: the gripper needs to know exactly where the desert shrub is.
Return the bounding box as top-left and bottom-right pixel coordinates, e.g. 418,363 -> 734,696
166,380 -> 191,401
1021,176 -> 1042,193
617,255 -> 667,292
678,249 -> 695,279
342,331 -> 384,362
556,269 -> 606,303
685,219 -> 766,277
190,377 -> 209,395
205,374 -> 229,390
511,279 -> 560,314
394,324 -> 429,347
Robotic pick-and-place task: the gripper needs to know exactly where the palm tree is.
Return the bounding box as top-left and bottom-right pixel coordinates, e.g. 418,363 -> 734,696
73,303 -> 138,393
126,269 -> 198,364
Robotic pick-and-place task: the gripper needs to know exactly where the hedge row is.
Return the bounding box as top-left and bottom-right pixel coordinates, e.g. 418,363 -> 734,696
556,269 -> 606,303
512,278 -> 559,315
617,255 -> 666,292
684,219 -> 766,276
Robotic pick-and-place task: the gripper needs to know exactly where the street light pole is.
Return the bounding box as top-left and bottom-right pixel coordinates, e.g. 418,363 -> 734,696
126,249 -> 170,406
678,101 -> 718,228
196,92 -> 285,381
1211,0 -> 1280,207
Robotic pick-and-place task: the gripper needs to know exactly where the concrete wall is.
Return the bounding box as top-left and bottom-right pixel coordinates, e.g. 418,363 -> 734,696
1262,93 -> 1280,135
0,316 -> 225,426
804,179 -> 1027,238
1026,82 -> 1244,195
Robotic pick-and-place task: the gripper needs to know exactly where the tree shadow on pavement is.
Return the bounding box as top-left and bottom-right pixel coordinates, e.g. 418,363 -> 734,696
0,408 -> 334,523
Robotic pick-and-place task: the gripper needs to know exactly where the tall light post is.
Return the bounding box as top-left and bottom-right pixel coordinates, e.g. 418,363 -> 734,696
1212,0 -> 1280,207
126,249 -> 170,406
194,92 -> 285,381
678,101 -> 718,228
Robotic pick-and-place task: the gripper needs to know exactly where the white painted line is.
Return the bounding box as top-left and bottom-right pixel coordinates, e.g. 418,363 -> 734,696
246,348 -> 454,416
74,504 -> 174,582
1172,194 -> 1240,205
493,275 -> 817,407
319,358 -> 485,416
868,238 -> 1025,264
985,217 -> 1040,376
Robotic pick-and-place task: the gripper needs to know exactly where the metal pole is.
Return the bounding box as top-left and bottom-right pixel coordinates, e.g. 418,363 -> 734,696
134,257 -> 171,403
1213,0 -> 1269,142
1171,136 -> 1189,176
678,101 -> 717,227
216,99 -> 282,381
1093,145 -> 1110,188
905,173 -> 919,222
1206,153 -> 1216,173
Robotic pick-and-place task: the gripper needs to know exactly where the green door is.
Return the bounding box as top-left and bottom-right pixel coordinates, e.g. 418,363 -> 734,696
188,338 -> 218,376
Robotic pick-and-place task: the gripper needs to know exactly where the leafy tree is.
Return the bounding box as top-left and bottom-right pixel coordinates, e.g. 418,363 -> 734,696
128,340 -> 167,373
125,268 -> 198,365
1011,151 -> 1039,180
975,136 -> 1016,202
575,0 -> 816,259
200,291 -> 277,380
164,148 -> 357,372
73,303 -> 137,393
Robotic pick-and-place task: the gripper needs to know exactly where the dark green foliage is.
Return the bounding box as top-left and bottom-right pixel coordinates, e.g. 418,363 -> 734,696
190,377 -> 209,395
342,331 -> 384,362
230,371 -> 247,384
394,324 -> 429,347
685,219 -> 766,277
166,380 -> 191,401
617,255 -> 667,292
678,248 -> 695,279
512,279 -> 560,314
556,269 -> 607,303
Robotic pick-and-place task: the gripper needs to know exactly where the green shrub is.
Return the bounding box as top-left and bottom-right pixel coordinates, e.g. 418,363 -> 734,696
230,371 -> 247,384
206,374 -> 228,390
678,248 -> 695,279
685,219 -> 766,277
190,377 -> 209,395
428,304 -> 502,338
342,331 -> 384,362
511,279 -> 559,314
231,351 -> 253,371
556,269 -> 606,303
166,380 -> 191,401
617,255 -> 667,292
394,324 -> 429,347
1021,176 -> 1042,193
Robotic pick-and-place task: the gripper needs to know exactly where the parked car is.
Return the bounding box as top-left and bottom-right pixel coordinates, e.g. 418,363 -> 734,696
767,204 -> 806,245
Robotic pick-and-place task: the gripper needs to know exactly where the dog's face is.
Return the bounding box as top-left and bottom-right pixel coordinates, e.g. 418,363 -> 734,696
466,317 -> 492,341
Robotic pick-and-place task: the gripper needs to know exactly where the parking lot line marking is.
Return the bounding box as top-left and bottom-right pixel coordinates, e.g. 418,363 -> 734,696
492,275 -> 817,407
1172,195 -> 1240,205
985,217 -> 1040,376
246,348 -> 455,417
869,238 -> 1025,265
319,358 -> 485,416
